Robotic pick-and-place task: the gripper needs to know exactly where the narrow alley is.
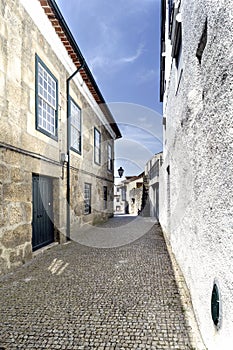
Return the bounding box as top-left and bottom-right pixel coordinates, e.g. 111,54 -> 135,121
0,217 -> 193,350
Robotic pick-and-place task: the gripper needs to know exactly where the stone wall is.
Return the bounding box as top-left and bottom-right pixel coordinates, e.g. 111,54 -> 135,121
0,0 -> 116,274
0,149 -> 32,274
160,0 -> 233,349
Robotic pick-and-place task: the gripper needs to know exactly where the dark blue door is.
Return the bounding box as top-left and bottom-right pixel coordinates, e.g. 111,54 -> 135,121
32,175 -> 54,251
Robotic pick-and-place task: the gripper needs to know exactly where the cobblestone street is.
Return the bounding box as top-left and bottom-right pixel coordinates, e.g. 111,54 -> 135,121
0,216 -> 193,350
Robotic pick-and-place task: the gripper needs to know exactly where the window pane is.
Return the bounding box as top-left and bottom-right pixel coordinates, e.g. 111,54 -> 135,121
36,61 -> 57,136
70,100 -> 81,152
107,144 -> 113,171
94,128 -> 101,164
84,183 -> 91,214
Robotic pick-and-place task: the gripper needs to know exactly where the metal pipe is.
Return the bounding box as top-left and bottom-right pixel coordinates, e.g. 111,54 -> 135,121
66,62 -> 85,240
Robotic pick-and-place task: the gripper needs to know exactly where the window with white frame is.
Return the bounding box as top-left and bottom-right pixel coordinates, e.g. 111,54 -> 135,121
107,143 -> 113,172
84,183 -> 91,215
94,128 -> 101,165
70,99 -> 81,153
36,55 -> 58,138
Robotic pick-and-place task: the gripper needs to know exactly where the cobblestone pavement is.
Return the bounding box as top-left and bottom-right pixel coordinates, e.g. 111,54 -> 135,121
0,216 -> 193,350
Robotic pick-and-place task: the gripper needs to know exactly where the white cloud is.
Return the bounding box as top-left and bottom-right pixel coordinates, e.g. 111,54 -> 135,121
119,43 -> 144,64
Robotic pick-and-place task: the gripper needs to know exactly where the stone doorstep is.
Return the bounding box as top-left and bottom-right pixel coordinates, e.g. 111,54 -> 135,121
32,242 -> 59,257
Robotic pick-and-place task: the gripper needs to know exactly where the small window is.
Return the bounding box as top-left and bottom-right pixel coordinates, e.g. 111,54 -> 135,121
94,128 -> 101,165
121,187 -> 126,201
196,19 -> 208,64
84,183 -> 91,215
174,25 -> 183,93
35,55 -> 58,139
103,186 -> 107,209
107,144 -> 113,172
70,98 -> 81,154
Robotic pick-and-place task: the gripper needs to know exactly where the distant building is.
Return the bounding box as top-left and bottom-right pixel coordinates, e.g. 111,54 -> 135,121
114,174 -> 144,215
125,174 -> 144,215
114,184 -> 125,214
144,152 -> 163,219
0,0 -> 121,274
160,0 -> 233,349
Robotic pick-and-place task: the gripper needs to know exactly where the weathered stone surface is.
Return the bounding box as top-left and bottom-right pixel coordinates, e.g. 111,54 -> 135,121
1,224 -> 31,248
21,202 -> 32,223
9,249 -> 23,264
0,0 -> 117,275
23,242 -> 32,261
0,163 -> 9,183
11,167 -> 25,183
8,203 -> 24,225
3,183 -> 31,202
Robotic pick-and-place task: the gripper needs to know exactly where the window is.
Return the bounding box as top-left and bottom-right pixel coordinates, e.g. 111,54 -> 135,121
84,183 -> 91,215
103,186 -> 107,209
35,55 -> 58,139
70,98 -> 81,153
94,128 -> 101,164
196,19 -> 208,64
121,187 -> 126,201
107,144 -> 113,172
171,16 -> 183,93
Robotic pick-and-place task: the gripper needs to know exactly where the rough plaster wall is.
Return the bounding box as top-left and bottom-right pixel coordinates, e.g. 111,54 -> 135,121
160,0 -> 233,348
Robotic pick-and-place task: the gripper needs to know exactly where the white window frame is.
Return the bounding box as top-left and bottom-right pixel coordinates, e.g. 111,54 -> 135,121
107,143 -> 113,172
94,127 -> 101,165
84,183 -> 91,215
70,98 -> 81,154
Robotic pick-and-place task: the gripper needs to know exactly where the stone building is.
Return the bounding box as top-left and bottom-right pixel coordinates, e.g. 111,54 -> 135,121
144,152 -> 163,219
0,0 -> 121,274
114,174 -> 143,215
125,174 -> 144,215
159,0 -> 233,349
114,184 -> 126,214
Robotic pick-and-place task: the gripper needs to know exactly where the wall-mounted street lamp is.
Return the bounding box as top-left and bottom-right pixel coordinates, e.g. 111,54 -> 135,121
117,166 -> 124,178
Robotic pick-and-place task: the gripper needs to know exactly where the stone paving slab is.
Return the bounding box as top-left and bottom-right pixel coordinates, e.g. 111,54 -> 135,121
0,217 -> 193,349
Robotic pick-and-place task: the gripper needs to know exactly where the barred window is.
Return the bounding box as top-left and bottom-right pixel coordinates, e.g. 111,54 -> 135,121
36,55 -> 58,138
70,99 -> 81,153
84,183 -> 91,215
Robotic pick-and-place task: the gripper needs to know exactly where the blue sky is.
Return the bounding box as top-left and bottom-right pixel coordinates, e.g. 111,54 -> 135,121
55,0 -> 163,176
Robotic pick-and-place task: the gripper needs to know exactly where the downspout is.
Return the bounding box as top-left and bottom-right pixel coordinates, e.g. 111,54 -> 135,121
66,61 -> 85,240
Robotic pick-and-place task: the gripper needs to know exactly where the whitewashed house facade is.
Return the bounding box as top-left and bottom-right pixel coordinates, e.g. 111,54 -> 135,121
159,1 -> 233,349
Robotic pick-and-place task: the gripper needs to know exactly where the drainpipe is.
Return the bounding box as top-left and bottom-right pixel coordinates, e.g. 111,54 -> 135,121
66,62 -> 85,240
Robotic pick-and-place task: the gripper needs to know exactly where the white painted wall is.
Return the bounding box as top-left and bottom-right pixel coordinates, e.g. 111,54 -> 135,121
160,0 -> 233,349
145,152 -> 162,219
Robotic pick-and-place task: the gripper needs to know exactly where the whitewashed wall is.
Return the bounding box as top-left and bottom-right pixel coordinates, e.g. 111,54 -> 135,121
160,0 -> 233,349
